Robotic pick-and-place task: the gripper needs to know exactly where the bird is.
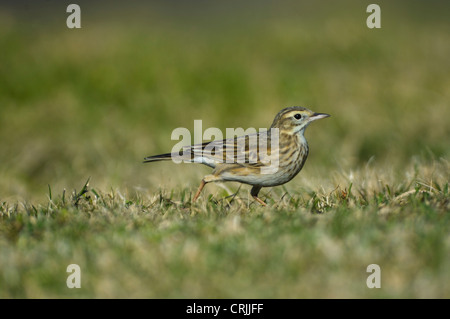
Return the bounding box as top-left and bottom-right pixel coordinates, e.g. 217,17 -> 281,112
144,106 -> 330,206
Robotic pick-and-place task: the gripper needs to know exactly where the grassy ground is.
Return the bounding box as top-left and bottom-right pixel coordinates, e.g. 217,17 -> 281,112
0,1 -> 449,298
1,169 -> 449,298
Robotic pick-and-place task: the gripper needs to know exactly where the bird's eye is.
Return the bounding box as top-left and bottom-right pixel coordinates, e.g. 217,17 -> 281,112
294,114 -> 302,120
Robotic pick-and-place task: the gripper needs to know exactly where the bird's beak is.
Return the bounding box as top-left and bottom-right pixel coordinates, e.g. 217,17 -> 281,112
310,112 -> 331,121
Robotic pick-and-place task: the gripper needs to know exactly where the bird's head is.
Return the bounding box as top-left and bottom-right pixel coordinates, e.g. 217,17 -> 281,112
270,106 -> 330,134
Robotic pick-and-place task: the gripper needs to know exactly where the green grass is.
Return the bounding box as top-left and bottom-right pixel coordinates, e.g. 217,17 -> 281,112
1,171 -> 448,298
0,1 -> 449,298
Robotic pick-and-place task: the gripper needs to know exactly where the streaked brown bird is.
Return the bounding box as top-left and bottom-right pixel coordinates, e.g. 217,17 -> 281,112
144,106 -> 330,205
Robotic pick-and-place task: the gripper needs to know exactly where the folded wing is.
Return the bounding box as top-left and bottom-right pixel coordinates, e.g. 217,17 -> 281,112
144,130 -> 278,169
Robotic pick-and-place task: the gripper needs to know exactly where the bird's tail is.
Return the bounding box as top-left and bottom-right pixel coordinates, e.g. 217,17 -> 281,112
143,152 -> 175,163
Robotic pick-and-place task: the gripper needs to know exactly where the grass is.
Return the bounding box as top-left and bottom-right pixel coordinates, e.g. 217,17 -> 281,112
1,167 -> 448,298
0,1 -> 449,298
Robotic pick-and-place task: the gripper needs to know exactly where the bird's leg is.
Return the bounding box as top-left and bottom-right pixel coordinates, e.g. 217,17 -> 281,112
193,175 -> 221,202
253,197 -> 267,206
250,186 -> 266,206
193,180 -> 206,202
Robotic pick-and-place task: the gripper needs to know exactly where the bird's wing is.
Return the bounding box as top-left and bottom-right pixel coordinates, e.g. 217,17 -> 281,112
182,130 -> 279,168
144,130 -> 279,169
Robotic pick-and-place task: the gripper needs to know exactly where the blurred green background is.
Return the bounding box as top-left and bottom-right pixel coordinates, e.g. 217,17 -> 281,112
0,0 -> 449,201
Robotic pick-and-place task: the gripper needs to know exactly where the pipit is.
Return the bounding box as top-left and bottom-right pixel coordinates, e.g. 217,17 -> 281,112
144,106 -> 330,205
